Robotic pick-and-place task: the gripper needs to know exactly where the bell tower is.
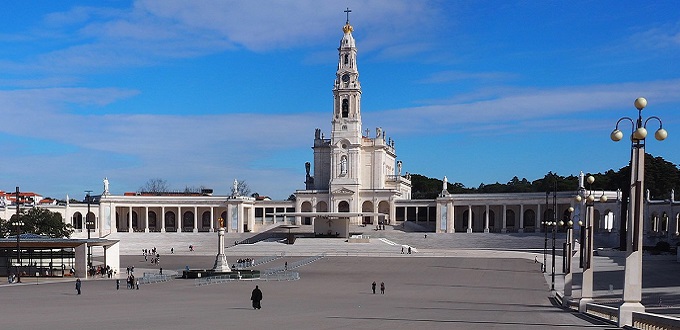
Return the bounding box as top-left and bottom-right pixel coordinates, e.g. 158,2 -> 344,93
329,9 -> 362,210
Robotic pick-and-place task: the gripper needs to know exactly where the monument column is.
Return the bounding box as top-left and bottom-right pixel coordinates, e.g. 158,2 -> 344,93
501,204 -> 507,233
484,204 -> 490,233
212,228 -> 231,272
519,204 -> 525,233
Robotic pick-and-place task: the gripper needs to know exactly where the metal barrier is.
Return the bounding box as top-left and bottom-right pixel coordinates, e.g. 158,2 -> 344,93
140,274 -> 172,284
261,271 -> 300,281
262,253 -> 325,276
194,271 -> 297,286
233,253 -> 285,270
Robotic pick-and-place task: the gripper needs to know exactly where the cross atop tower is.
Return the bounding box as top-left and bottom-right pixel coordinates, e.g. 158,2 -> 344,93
344,7 -> 352,24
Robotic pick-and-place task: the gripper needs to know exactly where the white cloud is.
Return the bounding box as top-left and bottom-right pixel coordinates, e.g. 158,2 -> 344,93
366,79 -> 680,134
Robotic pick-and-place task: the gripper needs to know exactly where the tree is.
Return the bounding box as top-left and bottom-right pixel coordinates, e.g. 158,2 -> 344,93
139,178 -> 170,194
231,180 -> 251,197
1,208 -> 74,238
287,194 -> 297,201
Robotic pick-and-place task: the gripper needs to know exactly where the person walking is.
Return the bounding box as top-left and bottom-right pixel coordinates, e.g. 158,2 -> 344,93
380,282 -> 385,294
372,281 -> 376,294
251,285 -> 263,310
75,278 -> 81,295
116,279 -> 120,290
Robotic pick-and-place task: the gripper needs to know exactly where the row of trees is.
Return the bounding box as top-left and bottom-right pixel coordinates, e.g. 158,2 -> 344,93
411,153 -> 680,200
0,208 -> 74,238
139,178 -> 252,196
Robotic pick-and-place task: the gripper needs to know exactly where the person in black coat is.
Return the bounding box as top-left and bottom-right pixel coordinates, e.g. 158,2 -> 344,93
251,285 -> 263,309
75,278 -> 81,295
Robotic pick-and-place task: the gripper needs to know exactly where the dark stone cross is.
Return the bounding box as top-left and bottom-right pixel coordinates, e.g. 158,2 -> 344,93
344,8 -> 352,23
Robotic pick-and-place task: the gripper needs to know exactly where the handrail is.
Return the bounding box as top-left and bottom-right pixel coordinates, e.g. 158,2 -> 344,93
584,303 -> 618,323
633,311 -> 680,329
262,253 -> 325,276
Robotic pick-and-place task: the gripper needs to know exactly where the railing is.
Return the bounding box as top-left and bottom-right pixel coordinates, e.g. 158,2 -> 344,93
140,273 -> 172,284
262,253 -> 325,276
261,271 -> 300,281
632,311 -> 680,329
584,303 -> 618,323
233,253 -> 285,270
194,272 -> 256,286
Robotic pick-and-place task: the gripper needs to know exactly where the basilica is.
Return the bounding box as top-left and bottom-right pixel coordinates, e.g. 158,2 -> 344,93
2,18 -> 679,248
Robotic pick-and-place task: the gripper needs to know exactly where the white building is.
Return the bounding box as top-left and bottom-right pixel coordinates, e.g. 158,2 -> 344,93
1,18 -> 679,247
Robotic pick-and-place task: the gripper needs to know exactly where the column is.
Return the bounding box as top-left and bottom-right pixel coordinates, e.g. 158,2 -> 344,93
484,204 -> 490,233
501,204 -> 507,233
519,204 -> 525,233
193,206 -> 198,233
144,206 -> 149,233
178,207 -> 183,232
619,145 -> 646,326
209,207 -> 215,232
563,226 -> 574,307
580,201 -> 595,312
448,202 -> 454,233
467,205 -> 472,233
128,206 -> 133,232
160,206 -> 166,233
537,203 -> 542,232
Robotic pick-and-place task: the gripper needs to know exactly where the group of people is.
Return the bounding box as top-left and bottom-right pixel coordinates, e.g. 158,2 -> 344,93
401,246 -> 412,254
88,264 -> 114,278
236,258 -> 254,265
371,281 -> 385,294
142,248 -> 161,265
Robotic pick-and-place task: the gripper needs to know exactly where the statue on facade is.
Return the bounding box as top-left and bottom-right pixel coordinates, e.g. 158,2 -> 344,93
232,179 -> 239,197
103,177 -> 110,195
397,160 -> 402,176
340,156 -> 347,176
443,176 -> 448,191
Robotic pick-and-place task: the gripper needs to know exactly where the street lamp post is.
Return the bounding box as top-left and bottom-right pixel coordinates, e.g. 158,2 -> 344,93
561,207 -> 575,307
543,192 -> 548,273
85,190 -> 93,272
576,175 -> 607,312
13,186 -> 23,283
551,180 -> 557,292
541,218 -> 557,291
611,97 -> 667,327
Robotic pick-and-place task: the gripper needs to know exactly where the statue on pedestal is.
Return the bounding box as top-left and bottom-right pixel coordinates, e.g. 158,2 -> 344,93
103,177 -> 110,195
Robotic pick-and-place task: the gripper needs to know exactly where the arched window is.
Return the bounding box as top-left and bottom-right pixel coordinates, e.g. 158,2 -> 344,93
342,99 -> 349,117
506,210 -> 516,228
338,201 -> 350,212
344,54 -> 349,65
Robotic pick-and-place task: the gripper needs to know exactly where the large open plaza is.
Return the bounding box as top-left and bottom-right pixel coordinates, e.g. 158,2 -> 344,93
0,234 -> 616,330
3,229 -> 680,329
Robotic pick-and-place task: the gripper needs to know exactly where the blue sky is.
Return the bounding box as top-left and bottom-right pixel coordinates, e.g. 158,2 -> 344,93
1,1 -> 680,200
